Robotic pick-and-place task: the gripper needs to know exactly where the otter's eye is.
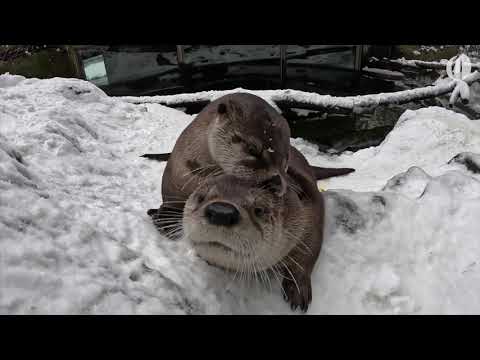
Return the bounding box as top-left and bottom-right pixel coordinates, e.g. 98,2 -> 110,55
197,194 -> 205,203
254,207 -> 264,217
247,144 -> 260,157
232,134 -> 242,143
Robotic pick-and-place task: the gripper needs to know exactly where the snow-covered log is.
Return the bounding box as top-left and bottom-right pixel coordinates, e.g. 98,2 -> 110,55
371,57 -> 480,71
118,71 -> 480,114
449,80 -> 470,106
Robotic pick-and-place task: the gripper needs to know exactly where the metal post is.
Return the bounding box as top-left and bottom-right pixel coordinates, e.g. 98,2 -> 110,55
176,45 -> 185,65
354,45 -> 364,72
280,45 -> 287,87
176,45 -> 192,92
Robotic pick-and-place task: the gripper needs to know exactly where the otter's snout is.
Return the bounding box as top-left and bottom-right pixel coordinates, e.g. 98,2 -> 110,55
205,202 -> 240,226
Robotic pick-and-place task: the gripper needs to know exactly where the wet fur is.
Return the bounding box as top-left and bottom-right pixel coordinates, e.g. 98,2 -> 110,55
143,150 -> 355,181
151,93 -> 292,226
146,93 -> 353,312
145,95 -> 354,210
183,168 -> 324,312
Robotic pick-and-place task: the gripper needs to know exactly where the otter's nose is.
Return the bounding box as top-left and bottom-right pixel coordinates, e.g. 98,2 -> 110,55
205,202 -> 240,226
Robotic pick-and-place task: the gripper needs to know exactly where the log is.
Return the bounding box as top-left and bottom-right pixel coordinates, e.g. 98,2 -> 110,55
370,57 -> 480,72
117,71 -> 480,115
362,67 -> 405,80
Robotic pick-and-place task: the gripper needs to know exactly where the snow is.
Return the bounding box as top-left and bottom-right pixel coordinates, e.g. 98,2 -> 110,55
390,57 -> 480,71
2,73 -> 480,314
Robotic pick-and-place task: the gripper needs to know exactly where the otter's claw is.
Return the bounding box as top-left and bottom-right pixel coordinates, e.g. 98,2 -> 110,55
282,276 -> 312,313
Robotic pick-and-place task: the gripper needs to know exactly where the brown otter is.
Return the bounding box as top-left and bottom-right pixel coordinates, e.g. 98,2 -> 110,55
145,93 -> 353,227
142,150 -> 355,181
181,150 -> 324,312
149,139 -> 326,311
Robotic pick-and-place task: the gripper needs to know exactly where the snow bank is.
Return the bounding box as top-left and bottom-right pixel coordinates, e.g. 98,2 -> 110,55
2,74 -> 480,314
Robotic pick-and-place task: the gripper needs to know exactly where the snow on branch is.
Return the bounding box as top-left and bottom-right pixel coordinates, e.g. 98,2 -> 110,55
373,57 -> 480,71
118,89 -> 285,112
118,72 -> 480,115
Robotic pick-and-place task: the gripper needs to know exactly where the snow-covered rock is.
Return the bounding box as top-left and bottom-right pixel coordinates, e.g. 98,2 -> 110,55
1,74 -> 480,314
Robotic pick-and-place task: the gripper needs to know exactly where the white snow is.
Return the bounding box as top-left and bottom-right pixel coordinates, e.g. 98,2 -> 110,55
390,57 -> 480,72
2,73 -> 480,314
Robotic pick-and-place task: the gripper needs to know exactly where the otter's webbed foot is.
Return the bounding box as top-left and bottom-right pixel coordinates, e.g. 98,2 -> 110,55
282,275 -> 312,313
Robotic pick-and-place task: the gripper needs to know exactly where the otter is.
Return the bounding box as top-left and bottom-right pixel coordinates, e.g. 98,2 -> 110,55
150,139 -> 326,312
181,167 -> 323,312
145,93 -> 353,228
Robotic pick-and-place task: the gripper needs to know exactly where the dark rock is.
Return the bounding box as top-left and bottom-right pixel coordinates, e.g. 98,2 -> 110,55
326,192 -> 366,234
448,152 -> 480,174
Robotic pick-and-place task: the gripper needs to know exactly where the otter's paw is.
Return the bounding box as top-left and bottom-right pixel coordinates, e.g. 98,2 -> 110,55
282,276 -> 312,313
147,208 -> 158,217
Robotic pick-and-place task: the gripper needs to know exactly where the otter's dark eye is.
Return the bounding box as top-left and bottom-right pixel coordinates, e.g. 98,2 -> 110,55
254,207 -> 264,217
197,194 -> 205,203
247,144 -> 260,157
232,134 -> 242,143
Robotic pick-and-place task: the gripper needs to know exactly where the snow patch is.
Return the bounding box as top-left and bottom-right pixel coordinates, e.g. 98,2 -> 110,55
2,73 -> 480,314
0,73 -> 26,88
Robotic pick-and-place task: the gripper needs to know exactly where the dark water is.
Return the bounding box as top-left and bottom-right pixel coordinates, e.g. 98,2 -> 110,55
284,67 -> 479,153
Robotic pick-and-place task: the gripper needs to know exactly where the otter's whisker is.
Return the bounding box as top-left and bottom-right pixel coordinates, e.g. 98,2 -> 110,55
286,255 -> 305,272
270,264 -> 288,299
279,259 -> 301,296
245,238 -> 260,287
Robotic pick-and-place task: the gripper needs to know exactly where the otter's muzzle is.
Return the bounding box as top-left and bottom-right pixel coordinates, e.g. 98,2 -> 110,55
205,202 -> 240,226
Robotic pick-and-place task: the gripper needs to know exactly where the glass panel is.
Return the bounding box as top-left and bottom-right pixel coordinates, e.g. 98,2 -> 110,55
285,45 -> 358,95
181,45 -> 281,91
287,45 -> 356,70
74,45 -> 368,96
183,45 -> 280,66
76,45 -> 182,96
83,54 -> 108,86
102,47 -> 177,85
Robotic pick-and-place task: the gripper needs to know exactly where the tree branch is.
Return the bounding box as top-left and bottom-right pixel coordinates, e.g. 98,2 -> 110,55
117,71 -> 480,115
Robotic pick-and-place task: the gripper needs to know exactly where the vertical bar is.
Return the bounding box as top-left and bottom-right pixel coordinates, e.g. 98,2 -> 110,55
176,45 -> 192,92
176,45 -> 185,65
280,45 -> 287,87
65,45 -> 86,80
354,45 -> 364,72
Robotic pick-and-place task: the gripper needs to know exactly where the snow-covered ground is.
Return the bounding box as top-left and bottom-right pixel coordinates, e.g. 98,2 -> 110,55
1,73 -> 480,314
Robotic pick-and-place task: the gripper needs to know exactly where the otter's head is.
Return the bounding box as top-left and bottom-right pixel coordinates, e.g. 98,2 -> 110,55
183,174 -> 296,273
207,93 -> 291,196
